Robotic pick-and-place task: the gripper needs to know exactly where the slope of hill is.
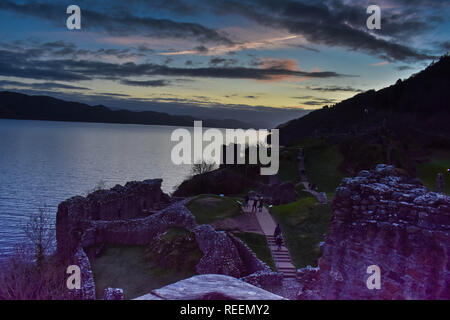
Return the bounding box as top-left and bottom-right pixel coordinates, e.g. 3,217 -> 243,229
0,91 -> 255,129
278,55 -> 450,146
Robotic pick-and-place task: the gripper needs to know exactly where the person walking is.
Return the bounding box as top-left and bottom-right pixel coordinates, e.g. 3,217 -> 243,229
252,197 -> 258,212
274,223 -> 281,238
258,196 -> 264,212
244,194 -> 249,209
274,223 -> 282,250
275,234 -> 282,251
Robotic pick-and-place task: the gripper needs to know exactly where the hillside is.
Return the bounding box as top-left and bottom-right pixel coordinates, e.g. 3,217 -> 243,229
0,91 -> 255,129
278,55 -> 450,146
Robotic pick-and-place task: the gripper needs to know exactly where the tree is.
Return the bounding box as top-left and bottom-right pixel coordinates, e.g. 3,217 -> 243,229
0,207 -> 68,299
22,206 -> 55,269
191,160 -> 217,176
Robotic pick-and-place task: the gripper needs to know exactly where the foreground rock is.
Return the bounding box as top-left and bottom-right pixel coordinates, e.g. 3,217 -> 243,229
135,274 -> 285,300
297,164 -> 450,300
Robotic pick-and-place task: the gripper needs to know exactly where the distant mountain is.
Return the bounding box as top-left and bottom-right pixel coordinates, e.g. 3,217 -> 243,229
278,55 -> 450,146
0,91 -> 256,129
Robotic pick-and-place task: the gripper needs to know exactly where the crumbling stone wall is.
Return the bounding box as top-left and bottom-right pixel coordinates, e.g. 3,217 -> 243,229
56,179 -> 171,255
228,233 -> 272,275
298,164 -> 450,300
55,179 -> 271,294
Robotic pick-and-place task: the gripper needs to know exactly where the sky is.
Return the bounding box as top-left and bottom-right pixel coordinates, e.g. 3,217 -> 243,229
0,0 -> 449,127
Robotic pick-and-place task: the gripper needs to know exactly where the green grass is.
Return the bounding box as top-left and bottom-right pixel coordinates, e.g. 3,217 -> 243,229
90,244 -> 197,299
186,194 -> 242,224
233,232 -> 276,270
417,149 -> 450,194
303,140 -> 344,192
270,196 -> 332,268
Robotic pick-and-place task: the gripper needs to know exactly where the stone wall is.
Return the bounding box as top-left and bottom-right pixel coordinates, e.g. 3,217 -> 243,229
56,179 -> 171,255
297,164 -> 450,300
81,202 -> 197,249
228,233 -> 272,275
68,247 -> 96,300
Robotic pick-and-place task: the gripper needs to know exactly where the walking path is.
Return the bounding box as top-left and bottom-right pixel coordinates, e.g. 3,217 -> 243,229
296,148 -> 328,204
242,200 -> 297,279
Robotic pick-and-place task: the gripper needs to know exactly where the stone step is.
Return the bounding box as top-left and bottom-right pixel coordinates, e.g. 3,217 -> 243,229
274,258 -> 292,261
279,272 -> 297,276
277,262 -> 295,268
279,271 -> 297,276
274,257 -> 291,261
278,270 -> 297,274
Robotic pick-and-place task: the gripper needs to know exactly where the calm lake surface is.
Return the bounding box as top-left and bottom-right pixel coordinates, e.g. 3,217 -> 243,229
0,119 -> 197,257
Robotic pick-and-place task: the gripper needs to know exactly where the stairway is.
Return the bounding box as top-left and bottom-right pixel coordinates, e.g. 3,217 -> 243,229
243,200 -> 297,279
266,235 -> 297,278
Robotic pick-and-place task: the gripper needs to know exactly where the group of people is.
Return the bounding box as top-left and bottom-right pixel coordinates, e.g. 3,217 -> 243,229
243,193 -> 284,250
244,194 -> 264,213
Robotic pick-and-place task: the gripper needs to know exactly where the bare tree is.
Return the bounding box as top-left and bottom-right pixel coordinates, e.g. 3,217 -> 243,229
191,160 -> 217,176
0,244 -> 69,299
0,207 -> 69,299
22,206 -> 55,269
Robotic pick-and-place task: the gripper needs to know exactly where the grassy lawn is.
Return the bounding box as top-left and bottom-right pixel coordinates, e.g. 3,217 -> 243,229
187,194 -> 242,224
417,149 -> 450,194
270,196 -> 332,268
233,232 -> 276,270
303,140 -> 345,193
90,244 -> 197,299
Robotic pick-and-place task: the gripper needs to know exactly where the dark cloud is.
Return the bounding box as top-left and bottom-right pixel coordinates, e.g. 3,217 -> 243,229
204,0 -> 437,62
209,57 -> 238,67
0,79 -> 90,91
395,65 -> 413,71
120,79 -> 170,87
436,41 -> 450,51
293,95 -> 337,106
305,86 -> 363,93
3,40 -> 146,60
286,43 -> 320,52
0,47 -> 350,82
0,50 -> 91,81
0,0 -> 232,44
195,46 -> 209,53
1,0 -> 442,62
302,100 -> 333,106
98,92 -> 130,97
